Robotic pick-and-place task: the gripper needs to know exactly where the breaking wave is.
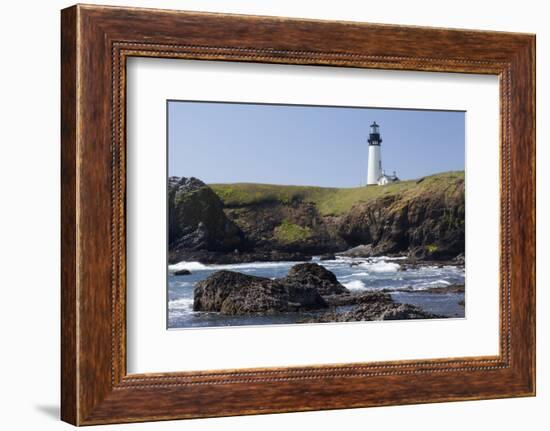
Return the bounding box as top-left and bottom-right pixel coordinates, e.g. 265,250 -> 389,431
359,261 -> 401,273
169,261 -> 208,272
169,260 -> 297,273
168,297 -> 194,313
343,280 -> 367,290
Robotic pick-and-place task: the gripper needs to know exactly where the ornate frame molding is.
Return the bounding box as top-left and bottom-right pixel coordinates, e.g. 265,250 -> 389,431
61,5 -> 535,425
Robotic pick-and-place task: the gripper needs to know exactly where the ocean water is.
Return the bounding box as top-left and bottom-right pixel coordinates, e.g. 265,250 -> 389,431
167,256 -> 465,329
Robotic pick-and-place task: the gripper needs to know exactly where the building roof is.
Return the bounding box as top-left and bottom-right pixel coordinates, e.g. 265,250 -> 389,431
378,170 -> 399,180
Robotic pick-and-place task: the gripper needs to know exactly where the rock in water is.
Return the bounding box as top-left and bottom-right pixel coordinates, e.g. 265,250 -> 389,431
193,263 -> 441,321
322,291 -> 393,307
193,270 -> 327,315
194,271 -> 284,314
173,269 -> 191,276
349,302 -> 439,321
302,300 -> 440,323
284,263 -> 348,295
337,244 -> 374,258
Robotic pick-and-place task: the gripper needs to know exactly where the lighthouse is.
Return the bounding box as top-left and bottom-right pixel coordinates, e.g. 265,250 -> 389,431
367,121 -> 383,185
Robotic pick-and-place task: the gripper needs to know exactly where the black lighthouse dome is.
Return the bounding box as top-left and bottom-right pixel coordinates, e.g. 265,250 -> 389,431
368,121 -> 382,145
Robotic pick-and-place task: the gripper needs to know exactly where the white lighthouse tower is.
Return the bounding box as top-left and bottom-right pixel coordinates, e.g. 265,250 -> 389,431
367,121 -> 383,185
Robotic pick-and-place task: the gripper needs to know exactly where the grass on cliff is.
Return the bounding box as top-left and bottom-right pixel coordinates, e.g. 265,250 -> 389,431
273,219 -> 313,244
210,171 -> 464,216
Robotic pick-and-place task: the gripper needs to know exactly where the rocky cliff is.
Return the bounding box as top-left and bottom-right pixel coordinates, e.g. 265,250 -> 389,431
338,176 -> 464,260
168,177 -> 244,255
168,172 -> 464,263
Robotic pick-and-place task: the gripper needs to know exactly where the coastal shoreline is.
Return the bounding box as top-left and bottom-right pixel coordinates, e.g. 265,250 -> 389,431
168,256 -> 465,328
167,173 -> 466,328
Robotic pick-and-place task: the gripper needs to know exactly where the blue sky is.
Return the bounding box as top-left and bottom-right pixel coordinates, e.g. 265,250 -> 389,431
168,101 -> 464,188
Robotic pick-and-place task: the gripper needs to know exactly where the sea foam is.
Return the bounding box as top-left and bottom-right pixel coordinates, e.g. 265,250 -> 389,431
169,260 -> 296,273
343,280 -> 367,290
169,261 -> 208,272
211,261 -> 295,271
360,261 -> 401,273
168,297 -> 194,312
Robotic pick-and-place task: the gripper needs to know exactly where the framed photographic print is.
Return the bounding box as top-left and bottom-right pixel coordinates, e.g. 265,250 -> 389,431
165,101 -> 466,330
61,4 -> 535,425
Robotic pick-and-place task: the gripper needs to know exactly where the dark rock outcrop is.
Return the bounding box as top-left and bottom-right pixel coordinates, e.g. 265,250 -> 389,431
193,269 -> 327,315
344,302 -> 440,321
453,253 -> 465,266
381,284 -> 465,294
338,178 -> 464,259
171,249 -> 313,265
302,300 -> 441,323
173,269 -> 191,276
194,263 -> 442,321
322,291 -> 393,307
337,244 -> 374,258
168,177 -> 245,262
284,263 -> 348,295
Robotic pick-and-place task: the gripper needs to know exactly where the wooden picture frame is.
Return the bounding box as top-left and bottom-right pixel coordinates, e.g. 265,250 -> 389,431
61,4 -> 535,425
